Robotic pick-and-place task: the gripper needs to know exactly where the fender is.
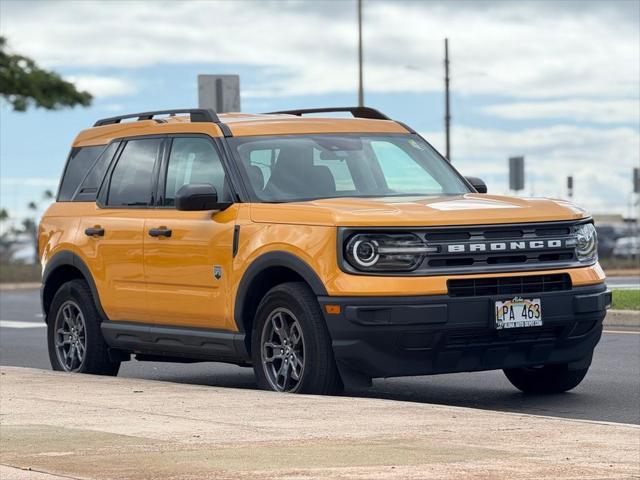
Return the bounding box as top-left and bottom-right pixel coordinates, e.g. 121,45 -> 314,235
41,250 -> 107,321
233,251 -> 328,332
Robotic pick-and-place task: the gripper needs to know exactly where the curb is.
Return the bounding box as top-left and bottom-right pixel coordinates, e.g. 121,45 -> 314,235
0,282 -> 41,291
604,269 -> 640,277
604,309 -> 640,328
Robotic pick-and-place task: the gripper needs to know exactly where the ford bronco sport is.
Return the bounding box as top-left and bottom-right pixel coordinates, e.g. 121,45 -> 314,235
40,107 -> 610,394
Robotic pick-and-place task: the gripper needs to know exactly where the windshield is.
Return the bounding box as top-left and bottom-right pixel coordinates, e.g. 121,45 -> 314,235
230,134 -> 471,202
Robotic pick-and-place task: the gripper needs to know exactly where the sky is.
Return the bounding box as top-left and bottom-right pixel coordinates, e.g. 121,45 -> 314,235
1,0 -> 639,224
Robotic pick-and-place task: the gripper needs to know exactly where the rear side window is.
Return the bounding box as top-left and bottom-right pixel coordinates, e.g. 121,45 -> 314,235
57,145 -> 106,201
106,139 -> 162,206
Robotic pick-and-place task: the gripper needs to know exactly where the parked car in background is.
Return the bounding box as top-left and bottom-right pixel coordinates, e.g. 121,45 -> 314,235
595,225 -> 618,259
613,236 -> 640,259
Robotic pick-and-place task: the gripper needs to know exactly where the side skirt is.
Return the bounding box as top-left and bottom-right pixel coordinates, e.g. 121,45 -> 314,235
101,321 -> 249,364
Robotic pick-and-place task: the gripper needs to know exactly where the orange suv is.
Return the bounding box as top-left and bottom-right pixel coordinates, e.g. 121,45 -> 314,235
40,107 -> 610,394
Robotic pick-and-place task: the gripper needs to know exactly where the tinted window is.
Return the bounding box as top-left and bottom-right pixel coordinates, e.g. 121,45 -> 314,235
164,137 -> 229,206
107,139 -> 161,206
58,146 -> 106,201
74,142 -> 119,202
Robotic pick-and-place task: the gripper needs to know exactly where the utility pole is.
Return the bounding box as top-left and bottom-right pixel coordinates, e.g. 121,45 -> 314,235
357,0 -> 364,107
444,38 -> 451,162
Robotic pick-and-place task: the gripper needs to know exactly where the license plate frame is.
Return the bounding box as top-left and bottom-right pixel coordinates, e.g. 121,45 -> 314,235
494,297 -> 543,330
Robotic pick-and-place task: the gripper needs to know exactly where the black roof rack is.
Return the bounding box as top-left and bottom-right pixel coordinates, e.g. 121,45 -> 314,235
265,106 -> 391,120
93,108 -> 232,136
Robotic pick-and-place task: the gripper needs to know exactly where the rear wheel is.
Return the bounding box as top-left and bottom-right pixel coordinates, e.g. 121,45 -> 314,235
503,363 -> 590,394
252,282 -> 342,394
47,279 -> 120,376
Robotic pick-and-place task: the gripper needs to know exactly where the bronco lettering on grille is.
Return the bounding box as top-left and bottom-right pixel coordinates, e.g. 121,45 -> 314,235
446,239 -> 564,253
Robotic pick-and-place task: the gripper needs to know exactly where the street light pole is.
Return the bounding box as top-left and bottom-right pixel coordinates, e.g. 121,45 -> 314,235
444,38 -> 451,162
357,0 -> 364,107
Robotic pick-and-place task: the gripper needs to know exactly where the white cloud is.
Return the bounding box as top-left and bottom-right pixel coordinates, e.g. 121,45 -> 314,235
1,0 -> 638,100
423,124 -> 640,214
483,99 -> 640,125
64,76 -> 136,98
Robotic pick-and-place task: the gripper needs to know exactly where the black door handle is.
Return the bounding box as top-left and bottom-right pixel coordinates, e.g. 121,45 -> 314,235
84,227 -> 104,237
148,227 -> 172,238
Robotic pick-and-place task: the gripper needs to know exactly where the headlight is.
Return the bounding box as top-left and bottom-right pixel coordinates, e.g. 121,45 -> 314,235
573,223 -> 598,263
345,233 -> 435,271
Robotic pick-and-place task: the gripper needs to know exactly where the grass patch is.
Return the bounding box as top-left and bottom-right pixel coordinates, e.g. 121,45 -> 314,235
612,289 -> 640,311
0,263 -> 41,283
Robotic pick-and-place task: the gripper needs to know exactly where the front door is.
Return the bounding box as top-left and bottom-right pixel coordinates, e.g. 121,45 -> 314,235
143,136 -> 238,330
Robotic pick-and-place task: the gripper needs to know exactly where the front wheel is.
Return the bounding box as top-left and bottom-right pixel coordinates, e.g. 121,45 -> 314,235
251,282 -> 342,394
503,363 -> 590,394
47,279 -> 120,376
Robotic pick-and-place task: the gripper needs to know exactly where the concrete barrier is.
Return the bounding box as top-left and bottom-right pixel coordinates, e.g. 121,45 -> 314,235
0,367 -> 638,480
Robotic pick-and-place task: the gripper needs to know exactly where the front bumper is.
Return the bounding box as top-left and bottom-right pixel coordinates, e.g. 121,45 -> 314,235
318,283 -> 610,381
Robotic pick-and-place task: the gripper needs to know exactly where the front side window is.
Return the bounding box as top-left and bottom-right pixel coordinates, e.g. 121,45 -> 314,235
106,138 -> 161,206
163,137 -> 229,206
230,134 -> 470,202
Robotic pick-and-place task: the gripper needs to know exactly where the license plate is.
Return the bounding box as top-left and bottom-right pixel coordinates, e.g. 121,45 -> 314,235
494,297 -> 542,329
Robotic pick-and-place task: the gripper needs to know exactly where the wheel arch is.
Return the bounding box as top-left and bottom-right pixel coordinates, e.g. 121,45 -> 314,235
234,251 -> 328,353
41,251 -> 106,322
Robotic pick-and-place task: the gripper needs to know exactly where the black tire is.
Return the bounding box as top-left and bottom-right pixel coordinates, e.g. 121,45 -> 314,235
47,279 -> 120,376
503,363 -> 590,394
251,282 -> 343,395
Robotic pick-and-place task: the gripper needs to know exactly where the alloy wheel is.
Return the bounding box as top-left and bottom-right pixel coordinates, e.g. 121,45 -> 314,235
260,307 -> 306,392
54,300 -> 87,372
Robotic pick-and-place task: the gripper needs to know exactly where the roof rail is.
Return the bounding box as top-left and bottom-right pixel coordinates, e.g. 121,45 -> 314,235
265,106 -> 391,121
93,108 -> 233,136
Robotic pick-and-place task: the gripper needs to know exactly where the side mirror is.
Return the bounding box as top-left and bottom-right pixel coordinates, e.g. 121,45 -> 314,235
465,176 -> 487,194
175,184 -> 231,211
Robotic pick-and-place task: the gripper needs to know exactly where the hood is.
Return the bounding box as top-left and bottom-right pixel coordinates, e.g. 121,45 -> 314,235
249,194 -> 589,227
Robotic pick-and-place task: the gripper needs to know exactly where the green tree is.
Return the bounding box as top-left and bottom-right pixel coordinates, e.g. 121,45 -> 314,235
0,36 -> 92,111
0,208 -> 15,263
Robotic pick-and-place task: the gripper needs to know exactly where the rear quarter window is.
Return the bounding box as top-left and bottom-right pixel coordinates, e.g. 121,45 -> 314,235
57,145 -> 107,201
74,142 -> 120,202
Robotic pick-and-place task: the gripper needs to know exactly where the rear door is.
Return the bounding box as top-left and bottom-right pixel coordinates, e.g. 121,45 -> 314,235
143,136 -> 238,330
77,137 -> 163,323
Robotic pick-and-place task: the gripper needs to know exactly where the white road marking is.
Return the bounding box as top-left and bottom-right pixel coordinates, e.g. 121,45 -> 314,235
0,320 -> 46,329
603,329 -> 640,335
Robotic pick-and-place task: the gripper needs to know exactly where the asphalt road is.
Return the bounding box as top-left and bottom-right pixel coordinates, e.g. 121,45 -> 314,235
1,288 -> 638,425
607,275 -> 640,289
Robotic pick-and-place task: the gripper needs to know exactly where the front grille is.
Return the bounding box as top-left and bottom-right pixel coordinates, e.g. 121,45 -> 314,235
447,273 -> 572,297
417,221 -> 580,274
